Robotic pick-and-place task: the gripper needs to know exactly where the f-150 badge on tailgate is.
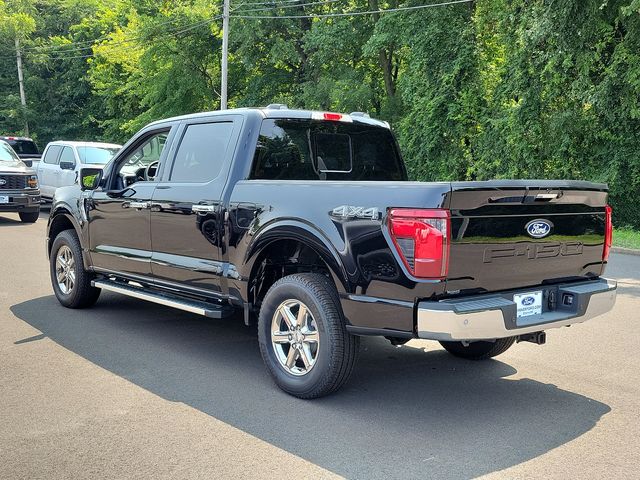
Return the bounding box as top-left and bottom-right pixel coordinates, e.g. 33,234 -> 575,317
331,205 -> 380,220
525,219 -> 553,238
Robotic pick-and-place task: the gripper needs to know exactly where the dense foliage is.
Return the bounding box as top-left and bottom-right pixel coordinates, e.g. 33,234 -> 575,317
1,0 -> 639,226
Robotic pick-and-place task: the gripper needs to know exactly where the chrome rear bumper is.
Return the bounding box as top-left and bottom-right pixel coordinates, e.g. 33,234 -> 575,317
417,278 -> 617,341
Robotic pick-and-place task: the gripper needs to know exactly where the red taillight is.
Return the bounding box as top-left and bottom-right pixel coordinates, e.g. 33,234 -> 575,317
603,205 -> 613,261
323,112 -> 343,121
388,208 -> 451,279
311,111 -> 353,122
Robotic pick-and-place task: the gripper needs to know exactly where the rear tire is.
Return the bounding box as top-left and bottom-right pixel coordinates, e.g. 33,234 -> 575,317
439,337 -> 516,360
50,230 -> 101,308
19,211 -> 39,223
258,273 -> 359,399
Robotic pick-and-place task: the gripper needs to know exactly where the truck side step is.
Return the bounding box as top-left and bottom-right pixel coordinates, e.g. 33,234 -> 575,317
92,279 -> 232,319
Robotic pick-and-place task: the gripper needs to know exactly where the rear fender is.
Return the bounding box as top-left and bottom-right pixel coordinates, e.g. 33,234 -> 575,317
244,220 -> 350,297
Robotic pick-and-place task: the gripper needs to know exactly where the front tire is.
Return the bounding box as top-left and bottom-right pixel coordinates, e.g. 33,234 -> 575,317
50,230 -> 101,308
19,211 -> 39,223
258,273 -> 359,399
439,337 -> 516,360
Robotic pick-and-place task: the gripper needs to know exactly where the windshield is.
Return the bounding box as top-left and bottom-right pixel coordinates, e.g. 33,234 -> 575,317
0,141 -> 24,166
77,146 -> 120,165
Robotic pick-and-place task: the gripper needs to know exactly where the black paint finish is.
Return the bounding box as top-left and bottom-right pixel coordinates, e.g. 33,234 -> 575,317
47,108 -> 610,336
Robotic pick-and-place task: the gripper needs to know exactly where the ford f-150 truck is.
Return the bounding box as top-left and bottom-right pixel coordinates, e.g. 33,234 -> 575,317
46,106 -> 617,398
0,136 -> 41,168
0,139 -> 40,222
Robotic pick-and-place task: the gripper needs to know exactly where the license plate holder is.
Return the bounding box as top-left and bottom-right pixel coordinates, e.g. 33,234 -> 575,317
514,291 -> 543,319
0,195 -> 9,204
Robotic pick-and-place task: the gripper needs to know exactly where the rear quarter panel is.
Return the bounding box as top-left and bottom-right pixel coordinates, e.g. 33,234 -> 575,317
227,180 -> 451,331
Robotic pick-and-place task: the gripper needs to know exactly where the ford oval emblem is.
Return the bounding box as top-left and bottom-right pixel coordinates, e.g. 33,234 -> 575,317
521,296 -> 536,306
0,179 -> 6,186
525,219 -> 553,239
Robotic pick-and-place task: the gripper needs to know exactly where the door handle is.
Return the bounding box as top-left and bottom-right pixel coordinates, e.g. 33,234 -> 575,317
123,201 -> 150,209
192,205 -> 216,213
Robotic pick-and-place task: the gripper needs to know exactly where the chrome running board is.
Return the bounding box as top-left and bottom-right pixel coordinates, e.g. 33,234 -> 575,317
92,279 -> 230,318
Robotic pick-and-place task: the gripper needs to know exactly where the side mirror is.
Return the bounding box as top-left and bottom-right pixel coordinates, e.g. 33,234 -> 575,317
80,168 -> 103,191
60,160 -> 76,170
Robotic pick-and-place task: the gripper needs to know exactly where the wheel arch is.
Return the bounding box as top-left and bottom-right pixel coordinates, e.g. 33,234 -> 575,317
47,208 -> 89,268
244,221 -> 350,309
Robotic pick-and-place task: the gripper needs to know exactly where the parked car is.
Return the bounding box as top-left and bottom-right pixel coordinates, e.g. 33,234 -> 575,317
0,136 -> 41,168
46,106 -> 617,398
0,139 -> 40,222
36,141 -> 121,201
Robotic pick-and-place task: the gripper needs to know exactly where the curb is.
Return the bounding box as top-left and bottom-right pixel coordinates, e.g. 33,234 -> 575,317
611,246 -> 640,256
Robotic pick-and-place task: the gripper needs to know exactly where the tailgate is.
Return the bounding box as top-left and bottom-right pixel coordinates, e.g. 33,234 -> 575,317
446,180 -> 608,295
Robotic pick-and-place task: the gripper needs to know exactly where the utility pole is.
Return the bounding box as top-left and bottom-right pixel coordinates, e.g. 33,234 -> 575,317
220,0 -> 230,110
15,37 -> 29,136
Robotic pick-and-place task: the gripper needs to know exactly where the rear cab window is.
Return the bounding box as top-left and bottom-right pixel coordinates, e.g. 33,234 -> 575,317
170,122 -> 235,183
43,145 -> 63,164
250,119 -> 406,181
8,140 -> 38,155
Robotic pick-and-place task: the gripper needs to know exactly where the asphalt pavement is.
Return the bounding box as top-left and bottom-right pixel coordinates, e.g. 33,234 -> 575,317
0,209 -> 638,479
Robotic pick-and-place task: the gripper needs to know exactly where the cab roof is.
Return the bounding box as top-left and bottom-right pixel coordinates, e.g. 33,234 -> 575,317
47,141 -> 122,148
147,107 -> 390,130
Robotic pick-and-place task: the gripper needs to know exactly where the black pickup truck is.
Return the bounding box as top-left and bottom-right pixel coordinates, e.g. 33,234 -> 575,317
0,136 -> 41,167
46,106 -> 617,398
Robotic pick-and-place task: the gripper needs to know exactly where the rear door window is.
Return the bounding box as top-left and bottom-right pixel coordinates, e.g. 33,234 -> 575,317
250,119 -> 406,181
170,122 -> 234,183
43,145 -> 62,164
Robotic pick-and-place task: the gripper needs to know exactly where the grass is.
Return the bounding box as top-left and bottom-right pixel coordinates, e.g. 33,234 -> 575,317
614,227 -> 640,250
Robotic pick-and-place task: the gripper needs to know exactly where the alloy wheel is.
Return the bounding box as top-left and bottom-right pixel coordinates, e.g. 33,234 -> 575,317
270,299 -> 320,376
55,245 -> 76,295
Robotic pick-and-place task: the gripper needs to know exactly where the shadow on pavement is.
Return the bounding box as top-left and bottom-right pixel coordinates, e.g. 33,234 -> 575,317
11,294 -> 610,480
0,204 -> 50,226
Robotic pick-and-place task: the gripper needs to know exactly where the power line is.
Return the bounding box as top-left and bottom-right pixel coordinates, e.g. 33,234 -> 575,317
20,11 -> 224,54
0,0 -> 472,59
233,0 -> 474,19
24,16 -> 220,57
232,0 -> 311,7
44,16 -> 222,62
235,0 -> 340,13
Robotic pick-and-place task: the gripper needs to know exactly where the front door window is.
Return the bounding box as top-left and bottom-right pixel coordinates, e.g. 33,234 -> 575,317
116,132 -> 168,188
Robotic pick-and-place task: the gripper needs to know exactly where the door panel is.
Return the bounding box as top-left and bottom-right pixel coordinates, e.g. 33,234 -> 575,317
88,183 -> 156,276
150,118 -> 240,295
87,128 -> 174,278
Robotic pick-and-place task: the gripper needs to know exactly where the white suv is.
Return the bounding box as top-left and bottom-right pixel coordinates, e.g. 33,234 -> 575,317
36,141 -> 121,200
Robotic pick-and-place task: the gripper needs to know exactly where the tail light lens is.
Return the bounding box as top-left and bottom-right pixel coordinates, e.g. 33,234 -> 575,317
603,205 -> 612,261
388,208 -> 451,279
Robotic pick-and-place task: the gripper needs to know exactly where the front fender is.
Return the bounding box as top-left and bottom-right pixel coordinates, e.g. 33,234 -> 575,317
47,193 -> 90,268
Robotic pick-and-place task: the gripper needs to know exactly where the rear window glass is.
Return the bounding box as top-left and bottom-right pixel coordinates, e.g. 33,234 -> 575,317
170,122 -> 234,183
250,119 -> 406,181
43,145 -> 62,164
8,140 -> 38,155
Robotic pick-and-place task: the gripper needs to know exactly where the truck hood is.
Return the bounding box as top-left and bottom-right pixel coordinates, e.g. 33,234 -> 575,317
0,160 -> 35,175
